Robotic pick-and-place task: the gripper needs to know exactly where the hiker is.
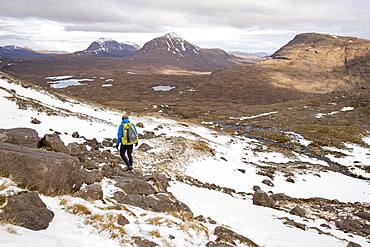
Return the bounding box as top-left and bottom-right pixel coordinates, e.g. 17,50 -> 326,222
115,114 -> 138,170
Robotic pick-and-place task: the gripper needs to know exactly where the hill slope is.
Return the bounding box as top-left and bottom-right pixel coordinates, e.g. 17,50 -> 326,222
0,72 -> 369,246
263,33 -> 370,92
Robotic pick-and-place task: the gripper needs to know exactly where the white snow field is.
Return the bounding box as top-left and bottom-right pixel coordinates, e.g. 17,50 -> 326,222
0,76 -> 369,246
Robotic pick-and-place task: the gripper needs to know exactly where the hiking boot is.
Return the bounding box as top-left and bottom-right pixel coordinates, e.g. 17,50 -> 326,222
127,166 -> 133,171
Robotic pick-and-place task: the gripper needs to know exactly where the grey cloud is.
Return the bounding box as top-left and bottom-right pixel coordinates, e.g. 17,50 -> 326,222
0,0 -> 369,34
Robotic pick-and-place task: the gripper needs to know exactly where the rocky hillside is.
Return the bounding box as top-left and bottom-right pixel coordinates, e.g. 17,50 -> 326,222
0,72 -> 369,246
262,33 -> 370,92
76,38 -> 140,57
131,32 -> 237,71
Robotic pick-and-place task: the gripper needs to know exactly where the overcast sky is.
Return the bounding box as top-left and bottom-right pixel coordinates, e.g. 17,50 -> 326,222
0,0 -> 369,53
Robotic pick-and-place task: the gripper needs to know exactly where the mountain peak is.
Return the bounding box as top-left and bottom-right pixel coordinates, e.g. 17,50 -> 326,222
82,38 -> 139,57
139,32 -> 199,57
163,32 -> 182,40
96,38 -> 115,44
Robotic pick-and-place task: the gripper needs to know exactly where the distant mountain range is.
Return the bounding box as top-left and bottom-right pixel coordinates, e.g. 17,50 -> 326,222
1,32 -> 242,71
0,45 -> 67,59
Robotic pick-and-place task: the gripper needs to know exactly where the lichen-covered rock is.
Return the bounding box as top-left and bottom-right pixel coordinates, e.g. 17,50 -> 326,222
30,118 -> 41,124
138,143 -> 152,152
113,192 -> 192,214
75,183 -> 103,201
0,142 -> 83,195
290,206 -> 306,217
117,215 -> 129,226
67,142 -> 87,157
0,192 -> 54,230
253,189 -> 276,208
38,133 -> 70,154
114,176 -> 155,195
72,132 -> 80,138
212,226 -> 260,247
0,128 -> 40,148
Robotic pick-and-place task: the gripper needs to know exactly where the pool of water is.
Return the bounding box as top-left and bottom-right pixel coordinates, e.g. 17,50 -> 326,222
47,78 -> 94,89
152,85 -> 175,92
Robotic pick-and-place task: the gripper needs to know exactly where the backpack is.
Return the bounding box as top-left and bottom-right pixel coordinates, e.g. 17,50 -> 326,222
125,123 -> 138,144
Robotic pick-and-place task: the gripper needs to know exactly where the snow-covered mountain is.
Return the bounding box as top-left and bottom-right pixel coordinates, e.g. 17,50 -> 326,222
132,32 -> 237,71
139,32 -> 201,57
80,38 -> 140,57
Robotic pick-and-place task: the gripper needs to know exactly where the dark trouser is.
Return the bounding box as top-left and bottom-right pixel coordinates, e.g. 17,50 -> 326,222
120,144 -> 133,167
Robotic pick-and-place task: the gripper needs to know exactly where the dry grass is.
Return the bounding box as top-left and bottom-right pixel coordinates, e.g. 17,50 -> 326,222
297,123 -> 366,148
170,211 -> 193,222
149,230 -> 161,238
67,204 -> 92,215
0,195 -> 8,208
146,216 -> 176,227
179,222 -> 209,238
191,140 -> 214,155
0,182 -> 9,191
83,214 -> 127,240
59,198 -> 68,206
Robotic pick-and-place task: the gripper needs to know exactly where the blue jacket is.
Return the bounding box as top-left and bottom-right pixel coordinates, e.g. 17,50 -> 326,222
116,118 -> 138,145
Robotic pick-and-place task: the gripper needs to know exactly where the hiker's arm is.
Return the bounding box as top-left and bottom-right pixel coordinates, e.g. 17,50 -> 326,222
116,125 -> 123,145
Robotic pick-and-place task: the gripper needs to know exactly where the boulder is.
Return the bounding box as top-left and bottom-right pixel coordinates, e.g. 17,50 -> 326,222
102,139 -> 113,147
82,160 -> 99,170
117,215 -> 129,226
336,217 -> 362,233
283,219 -> 306,230
253,189 -> 276,208
347,242 -> 361,247
286,177 -> 295,183
354,211 -> 370,221
143,174 -> 170,192
138,143 -> 152,152
0,142 -> 83,195
290,206 -> 306,217
252,186 -> 261,192
194,215 -> 217,224
75,183 -> 103,201
101,164 -> 128,178
0,128 -> 40,148
0,192 -> 54,230
213,226 -> 259,247
262,179 -> 274,187
80,169 -> 102,185
38,134 -> 70,154
140,131 -> 155,139
66,142 -> 87,157
114,176 -> 155,195
132,237 -> 158,247
30,118 -> 41,124
85,138 -> 103,150
113,192 -> 192,214
72,132 -> 80,138
271,193 -> 292,201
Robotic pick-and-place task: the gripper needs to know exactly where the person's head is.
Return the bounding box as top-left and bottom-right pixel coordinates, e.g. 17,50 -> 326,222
122,113 -> 129,120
